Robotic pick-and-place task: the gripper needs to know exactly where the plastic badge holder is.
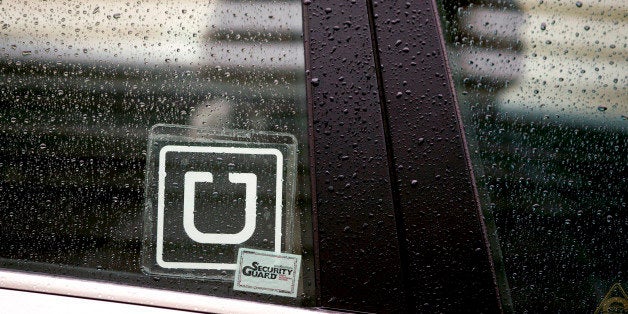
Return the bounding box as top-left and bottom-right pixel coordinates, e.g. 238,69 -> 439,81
141,125 -> 298,281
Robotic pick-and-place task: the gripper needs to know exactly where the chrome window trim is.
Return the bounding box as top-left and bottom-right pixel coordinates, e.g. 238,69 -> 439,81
0,269 -> 330,313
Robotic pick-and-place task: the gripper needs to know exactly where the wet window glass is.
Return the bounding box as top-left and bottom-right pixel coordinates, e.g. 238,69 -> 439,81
438,0 -> 626,311
0,0 -> 313,305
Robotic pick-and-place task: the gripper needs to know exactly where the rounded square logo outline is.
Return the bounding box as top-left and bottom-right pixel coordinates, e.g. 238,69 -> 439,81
156,145 -> 284,270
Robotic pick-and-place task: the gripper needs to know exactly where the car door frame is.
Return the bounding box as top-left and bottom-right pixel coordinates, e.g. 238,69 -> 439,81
303,0 -> 501,312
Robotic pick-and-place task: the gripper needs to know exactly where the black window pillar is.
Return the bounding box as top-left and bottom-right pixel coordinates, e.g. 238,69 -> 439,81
304,0 -> 502,312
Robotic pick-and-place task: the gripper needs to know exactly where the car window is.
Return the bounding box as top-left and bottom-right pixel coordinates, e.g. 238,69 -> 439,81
438,0 -> 626,311
4,0 -> 624,311
0,0 -> 314,306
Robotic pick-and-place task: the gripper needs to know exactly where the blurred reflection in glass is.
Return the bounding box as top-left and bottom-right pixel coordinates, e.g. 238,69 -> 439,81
0,0 -> 309,294
439,0 -> 626,311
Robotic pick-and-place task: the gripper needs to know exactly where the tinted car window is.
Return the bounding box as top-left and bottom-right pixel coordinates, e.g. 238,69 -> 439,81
439,0 -> 626,311
0,0 -> 313,306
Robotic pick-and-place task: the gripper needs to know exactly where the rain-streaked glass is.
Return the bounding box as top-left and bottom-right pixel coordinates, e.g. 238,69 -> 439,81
439,0 -> 626,311
0,0 -> 313,305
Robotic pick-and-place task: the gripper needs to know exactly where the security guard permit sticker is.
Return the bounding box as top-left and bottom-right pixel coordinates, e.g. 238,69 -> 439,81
233,248 -> 301,298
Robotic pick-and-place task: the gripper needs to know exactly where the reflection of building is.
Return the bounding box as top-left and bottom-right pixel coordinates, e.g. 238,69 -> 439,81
452,0 -> 626,128
495,0 -> 626,129
1,1 -> 209,67
1,0 -> 305,129
194,0 -> 305,130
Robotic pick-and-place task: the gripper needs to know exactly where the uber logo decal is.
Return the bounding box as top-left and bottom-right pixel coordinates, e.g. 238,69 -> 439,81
156,146 -> 283,270
142,125 -> 297,279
